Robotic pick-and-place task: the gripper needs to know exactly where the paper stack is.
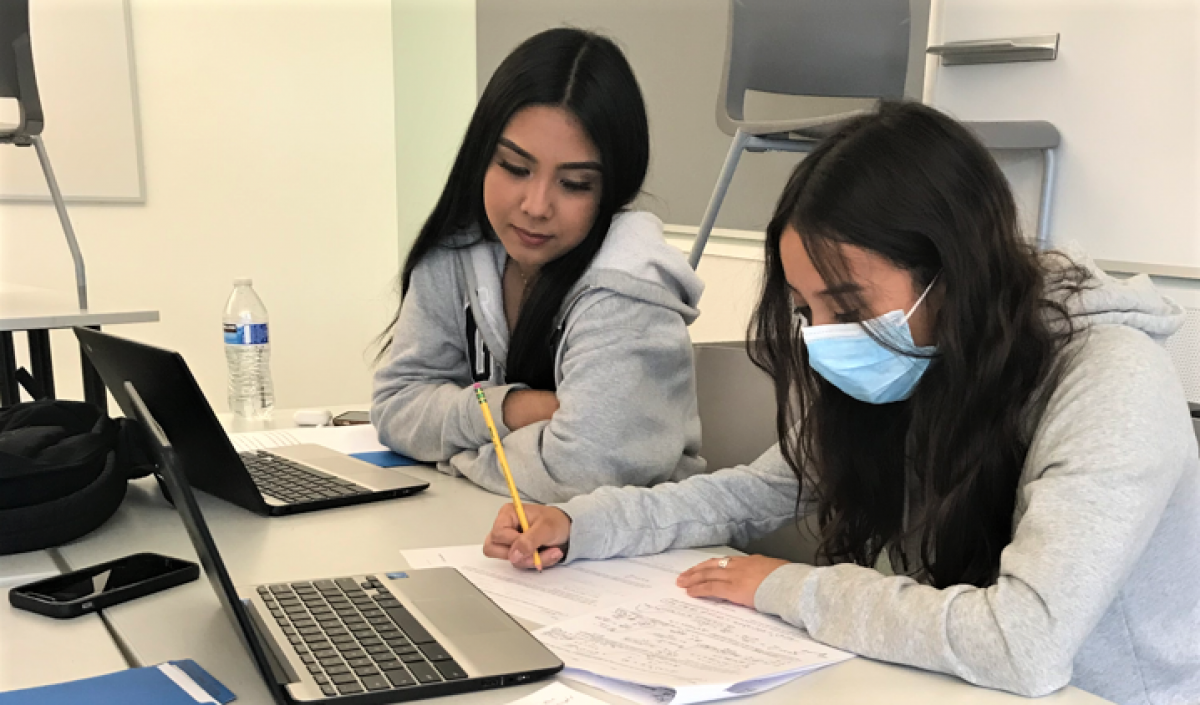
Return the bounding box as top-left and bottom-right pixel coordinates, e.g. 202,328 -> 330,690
228,425 -> 419,468
402,546 -> 853,705
229,425 -> 388,455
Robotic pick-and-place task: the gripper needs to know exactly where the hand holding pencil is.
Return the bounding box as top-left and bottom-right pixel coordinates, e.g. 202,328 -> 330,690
484,503 -> 571,570
473,383 -> 543,571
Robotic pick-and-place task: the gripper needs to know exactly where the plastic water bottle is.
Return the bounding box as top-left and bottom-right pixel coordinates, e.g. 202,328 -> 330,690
223,278 -> 275,419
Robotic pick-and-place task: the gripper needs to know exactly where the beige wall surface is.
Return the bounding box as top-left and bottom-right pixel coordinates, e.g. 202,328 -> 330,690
1,0 -> 399,411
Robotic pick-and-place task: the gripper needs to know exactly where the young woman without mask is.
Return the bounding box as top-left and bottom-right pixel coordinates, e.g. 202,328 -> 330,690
484,102 -> 1200,705
372,28 -> 705,503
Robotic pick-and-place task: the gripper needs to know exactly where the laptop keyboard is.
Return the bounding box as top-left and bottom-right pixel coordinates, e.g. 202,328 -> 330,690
259,576 -> 468,697
240,451 -> 369,504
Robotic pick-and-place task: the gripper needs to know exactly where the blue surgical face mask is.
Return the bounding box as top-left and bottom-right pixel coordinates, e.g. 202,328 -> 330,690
800,277 -> 938,404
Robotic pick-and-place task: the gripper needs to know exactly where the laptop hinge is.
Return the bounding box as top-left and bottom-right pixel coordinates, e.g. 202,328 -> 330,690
243,598 -> 301,686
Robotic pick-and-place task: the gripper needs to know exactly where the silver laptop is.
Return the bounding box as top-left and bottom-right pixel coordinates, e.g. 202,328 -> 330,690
75,326 -> 429,516
126,381 -> 563,703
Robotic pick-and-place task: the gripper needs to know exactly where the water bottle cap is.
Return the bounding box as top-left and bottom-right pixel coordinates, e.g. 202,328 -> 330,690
233,278 -> 253,287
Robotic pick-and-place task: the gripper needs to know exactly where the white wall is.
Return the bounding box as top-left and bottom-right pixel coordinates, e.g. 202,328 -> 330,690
0,0 -> 399,412
392,0 -> 477,262
686,0 -> 1200,346
928,0 -> 1199,274
0,0 -> 143,202
683,242 -> 764,345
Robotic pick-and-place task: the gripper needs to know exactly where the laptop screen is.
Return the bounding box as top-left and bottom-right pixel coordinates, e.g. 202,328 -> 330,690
75,327 -> 266,512
125,380 -> 293,702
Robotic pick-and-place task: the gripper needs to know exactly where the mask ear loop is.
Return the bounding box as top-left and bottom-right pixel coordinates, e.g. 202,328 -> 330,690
903,273 -> 941,323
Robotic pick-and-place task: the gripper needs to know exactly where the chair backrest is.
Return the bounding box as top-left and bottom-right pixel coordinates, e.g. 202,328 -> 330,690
1165,305 -> 1200,407
693,341 -> 776,472
0,0 -> 43,138
720,0 -> 911,124
692,341 -> 824,563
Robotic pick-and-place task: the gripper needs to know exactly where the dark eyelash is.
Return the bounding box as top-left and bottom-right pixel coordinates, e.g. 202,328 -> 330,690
499,160 -> 593,193
834,311 -> 859,323
561,180 -> 593,193
499,160 -> 529,177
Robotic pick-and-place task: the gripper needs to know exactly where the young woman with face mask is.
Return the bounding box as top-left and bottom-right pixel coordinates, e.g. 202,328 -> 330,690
483,102 -> 1200,705
372,28 -> 706,503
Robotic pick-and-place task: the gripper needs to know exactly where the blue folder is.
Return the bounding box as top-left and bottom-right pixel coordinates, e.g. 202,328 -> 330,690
350,450 -> 420,467
0,659 -> 234,705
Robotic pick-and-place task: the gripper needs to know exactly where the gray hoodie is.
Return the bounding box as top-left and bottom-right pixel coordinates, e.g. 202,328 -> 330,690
372,211 -> 707,502
557,248 -> 1200,705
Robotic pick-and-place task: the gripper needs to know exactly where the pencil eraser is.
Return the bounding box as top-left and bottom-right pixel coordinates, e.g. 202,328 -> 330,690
293,409 -> 332,427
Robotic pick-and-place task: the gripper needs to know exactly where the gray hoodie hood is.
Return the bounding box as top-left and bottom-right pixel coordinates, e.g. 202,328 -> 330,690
458,211 -> 703,364
1050,243 -> 1186,342
566,211 -> 704,323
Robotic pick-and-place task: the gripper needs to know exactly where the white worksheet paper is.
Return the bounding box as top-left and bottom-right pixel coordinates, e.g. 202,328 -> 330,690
400,545 -> 717,625
535,596 -> 854,705
504,682 -> 611,705
228,425 -> 388,455
563,669 -> 803,705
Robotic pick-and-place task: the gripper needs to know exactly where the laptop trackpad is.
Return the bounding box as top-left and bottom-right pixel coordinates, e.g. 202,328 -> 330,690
271,444 -> 420,489
414,598 -> 516,637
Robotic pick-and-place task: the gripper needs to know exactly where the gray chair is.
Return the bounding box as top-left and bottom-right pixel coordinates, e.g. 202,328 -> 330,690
693,341 -> 825,564
688,0 -> 1062,268
0,0 -> 88,310
1163,305 -> 1200,410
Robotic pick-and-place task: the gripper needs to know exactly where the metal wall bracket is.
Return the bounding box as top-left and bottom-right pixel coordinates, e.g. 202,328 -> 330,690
927,34 -> 1059,66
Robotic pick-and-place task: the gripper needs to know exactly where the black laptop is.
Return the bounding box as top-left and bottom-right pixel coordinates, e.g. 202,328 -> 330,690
125,381 -> 563,703
75,327 -> 429,516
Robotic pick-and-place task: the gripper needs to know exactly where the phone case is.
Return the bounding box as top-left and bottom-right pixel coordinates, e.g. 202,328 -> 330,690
7,552 -> 200,619
332,412 -> 371,426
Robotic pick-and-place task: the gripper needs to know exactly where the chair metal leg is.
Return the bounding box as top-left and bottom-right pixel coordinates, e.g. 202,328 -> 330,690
32,135 -> 88,310
0,332 -> 17,407
689,129 -> 752,269
80,326 -> 107,413
28,329 -> 55,399
1036,147 -> 1058,249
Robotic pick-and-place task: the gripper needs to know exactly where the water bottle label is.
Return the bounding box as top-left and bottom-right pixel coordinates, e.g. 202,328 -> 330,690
224,323 -> 269,345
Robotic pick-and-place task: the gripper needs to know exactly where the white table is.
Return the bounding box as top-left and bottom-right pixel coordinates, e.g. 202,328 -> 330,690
39,409 -> 1112,705
0,282 -> 158,408
0,550 -> 129,693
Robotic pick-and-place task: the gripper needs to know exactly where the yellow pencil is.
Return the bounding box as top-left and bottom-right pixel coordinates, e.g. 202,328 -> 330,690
473,383 -> 543,571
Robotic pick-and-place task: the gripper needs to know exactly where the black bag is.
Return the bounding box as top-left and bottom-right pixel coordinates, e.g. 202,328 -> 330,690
0,399 -> 153,555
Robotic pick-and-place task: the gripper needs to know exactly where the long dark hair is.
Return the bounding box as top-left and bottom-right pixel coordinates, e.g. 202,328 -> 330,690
750,101 -> 1089,588
377,28 -> 649,391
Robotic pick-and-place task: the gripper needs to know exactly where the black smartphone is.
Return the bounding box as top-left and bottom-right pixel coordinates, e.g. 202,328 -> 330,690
8,552 -> 199,619
332,410 -> 371,426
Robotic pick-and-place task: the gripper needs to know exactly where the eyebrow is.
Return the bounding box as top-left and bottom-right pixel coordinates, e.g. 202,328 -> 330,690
815,283 -> 862,298
498,138 -> 602,172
